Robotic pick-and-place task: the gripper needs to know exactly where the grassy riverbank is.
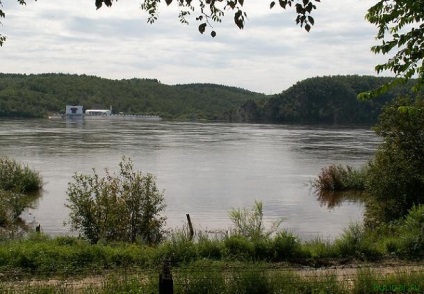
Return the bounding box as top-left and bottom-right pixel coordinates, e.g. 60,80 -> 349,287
1,233 -> 424,293
0,208 -> 423,274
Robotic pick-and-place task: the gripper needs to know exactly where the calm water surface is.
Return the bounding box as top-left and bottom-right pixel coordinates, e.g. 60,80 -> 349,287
0,119 -> 380,240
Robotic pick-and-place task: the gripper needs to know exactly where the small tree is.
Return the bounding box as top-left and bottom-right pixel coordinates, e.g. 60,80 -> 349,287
365,96 -> 424,226
66,157 -> 166,244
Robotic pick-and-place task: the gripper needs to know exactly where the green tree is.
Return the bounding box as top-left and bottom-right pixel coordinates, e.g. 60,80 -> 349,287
365,96 -> 424,226
359,0 -> 424,98
65,157 -> 166,244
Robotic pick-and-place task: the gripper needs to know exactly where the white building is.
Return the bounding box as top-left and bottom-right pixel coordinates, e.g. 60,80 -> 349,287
65,105 -> 84,116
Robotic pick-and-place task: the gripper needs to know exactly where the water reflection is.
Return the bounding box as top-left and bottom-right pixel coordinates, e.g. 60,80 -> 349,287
1,189 -> 43,237
315,189 -> 368,210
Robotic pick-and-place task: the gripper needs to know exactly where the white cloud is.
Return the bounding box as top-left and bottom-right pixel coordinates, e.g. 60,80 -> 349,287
0,0 -> 390,94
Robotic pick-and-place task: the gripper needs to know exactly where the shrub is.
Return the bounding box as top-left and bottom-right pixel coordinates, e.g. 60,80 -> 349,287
0,189 -> 40,237
65,157 -> 166,245
272,230 -> 302,261
313,164 -> 366,192
334,223 -> 382,260
0,157 -> 43,193
224,235 -> 254,259
365,96 -> 424,224
228,200 -> 283,241
159,229 -> 198,263
196,233 -> 223,260
395,205 -> 424,259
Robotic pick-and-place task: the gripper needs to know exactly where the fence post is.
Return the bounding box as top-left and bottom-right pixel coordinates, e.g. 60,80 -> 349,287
186,214 -> 194,241
159,259 -> 173,294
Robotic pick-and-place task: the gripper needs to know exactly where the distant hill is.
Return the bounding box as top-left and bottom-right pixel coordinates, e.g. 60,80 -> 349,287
222,75 -> 422,124
1,73 -> 420,124
0,73 -> 266,119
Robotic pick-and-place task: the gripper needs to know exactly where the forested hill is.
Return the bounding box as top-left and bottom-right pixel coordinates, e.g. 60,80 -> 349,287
223,75 -> 421,124
0,73 -> 265,119
0,73 -> 420,123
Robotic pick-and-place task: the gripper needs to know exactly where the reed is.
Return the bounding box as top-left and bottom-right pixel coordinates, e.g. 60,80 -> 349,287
313,164 -> 367,191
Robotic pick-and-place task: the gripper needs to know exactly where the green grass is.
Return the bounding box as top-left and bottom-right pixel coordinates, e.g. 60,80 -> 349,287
2,206 -> 424,277
3,262 -> 424,294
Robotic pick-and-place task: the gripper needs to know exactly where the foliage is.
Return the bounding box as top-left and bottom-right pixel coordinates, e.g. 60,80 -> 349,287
0,157 -> 43,193
0,190 -> 34,229
393,205 -> 424,259
334,223 -> 382,260
313,164 -> 367,192
6,208 -> 424,275
0,73 -> 265,119
65,157 -> 166,245
0,157 -> 42,236
96,0 -> 320,38
228,200 -> 283,240
359,0 -> 424,99
226,75 -> 421,124
365,96 -> 424,225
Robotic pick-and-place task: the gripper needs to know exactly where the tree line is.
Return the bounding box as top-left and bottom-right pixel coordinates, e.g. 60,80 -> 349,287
1,73 -> 420,124
222,75 -> 422,124
0,73 -> 265,120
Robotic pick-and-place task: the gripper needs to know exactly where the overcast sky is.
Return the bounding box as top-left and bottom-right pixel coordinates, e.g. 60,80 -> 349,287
0,0 -> 388,94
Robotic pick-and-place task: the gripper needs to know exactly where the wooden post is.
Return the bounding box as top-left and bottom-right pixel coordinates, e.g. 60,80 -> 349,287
186,214 -> 194,241
159,259 -> 173,294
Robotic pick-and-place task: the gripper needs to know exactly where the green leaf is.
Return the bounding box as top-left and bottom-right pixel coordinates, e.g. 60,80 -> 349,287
279,0 -> 287,9
198,23 -> 207,34
305,24 -> 311,32
234,10 -> 244,29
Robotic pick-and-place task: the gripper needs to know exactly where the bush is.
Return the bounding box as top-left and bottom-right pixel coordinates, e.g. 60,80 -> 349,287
334,223 -> 382,260
313,164 -> 366,192
65,157 -> 166,245
0,157 -> 43,193
228,201 -> 283,241
365,96 -> 424,224
395,205 -> 424,259
224,235 -> 255,259
272,230 -> 303,260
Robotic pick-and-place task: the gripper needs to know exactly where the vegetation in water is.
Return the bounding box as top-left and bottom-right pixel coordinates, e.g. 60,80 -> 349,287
0,157 -> 43,193
313,164 -> 367,192
0,157 -> 43,237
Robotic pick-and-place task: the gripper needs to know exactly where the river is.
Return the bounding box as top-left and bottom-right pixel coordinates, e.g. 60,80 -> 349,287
0,119 -> 380,240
